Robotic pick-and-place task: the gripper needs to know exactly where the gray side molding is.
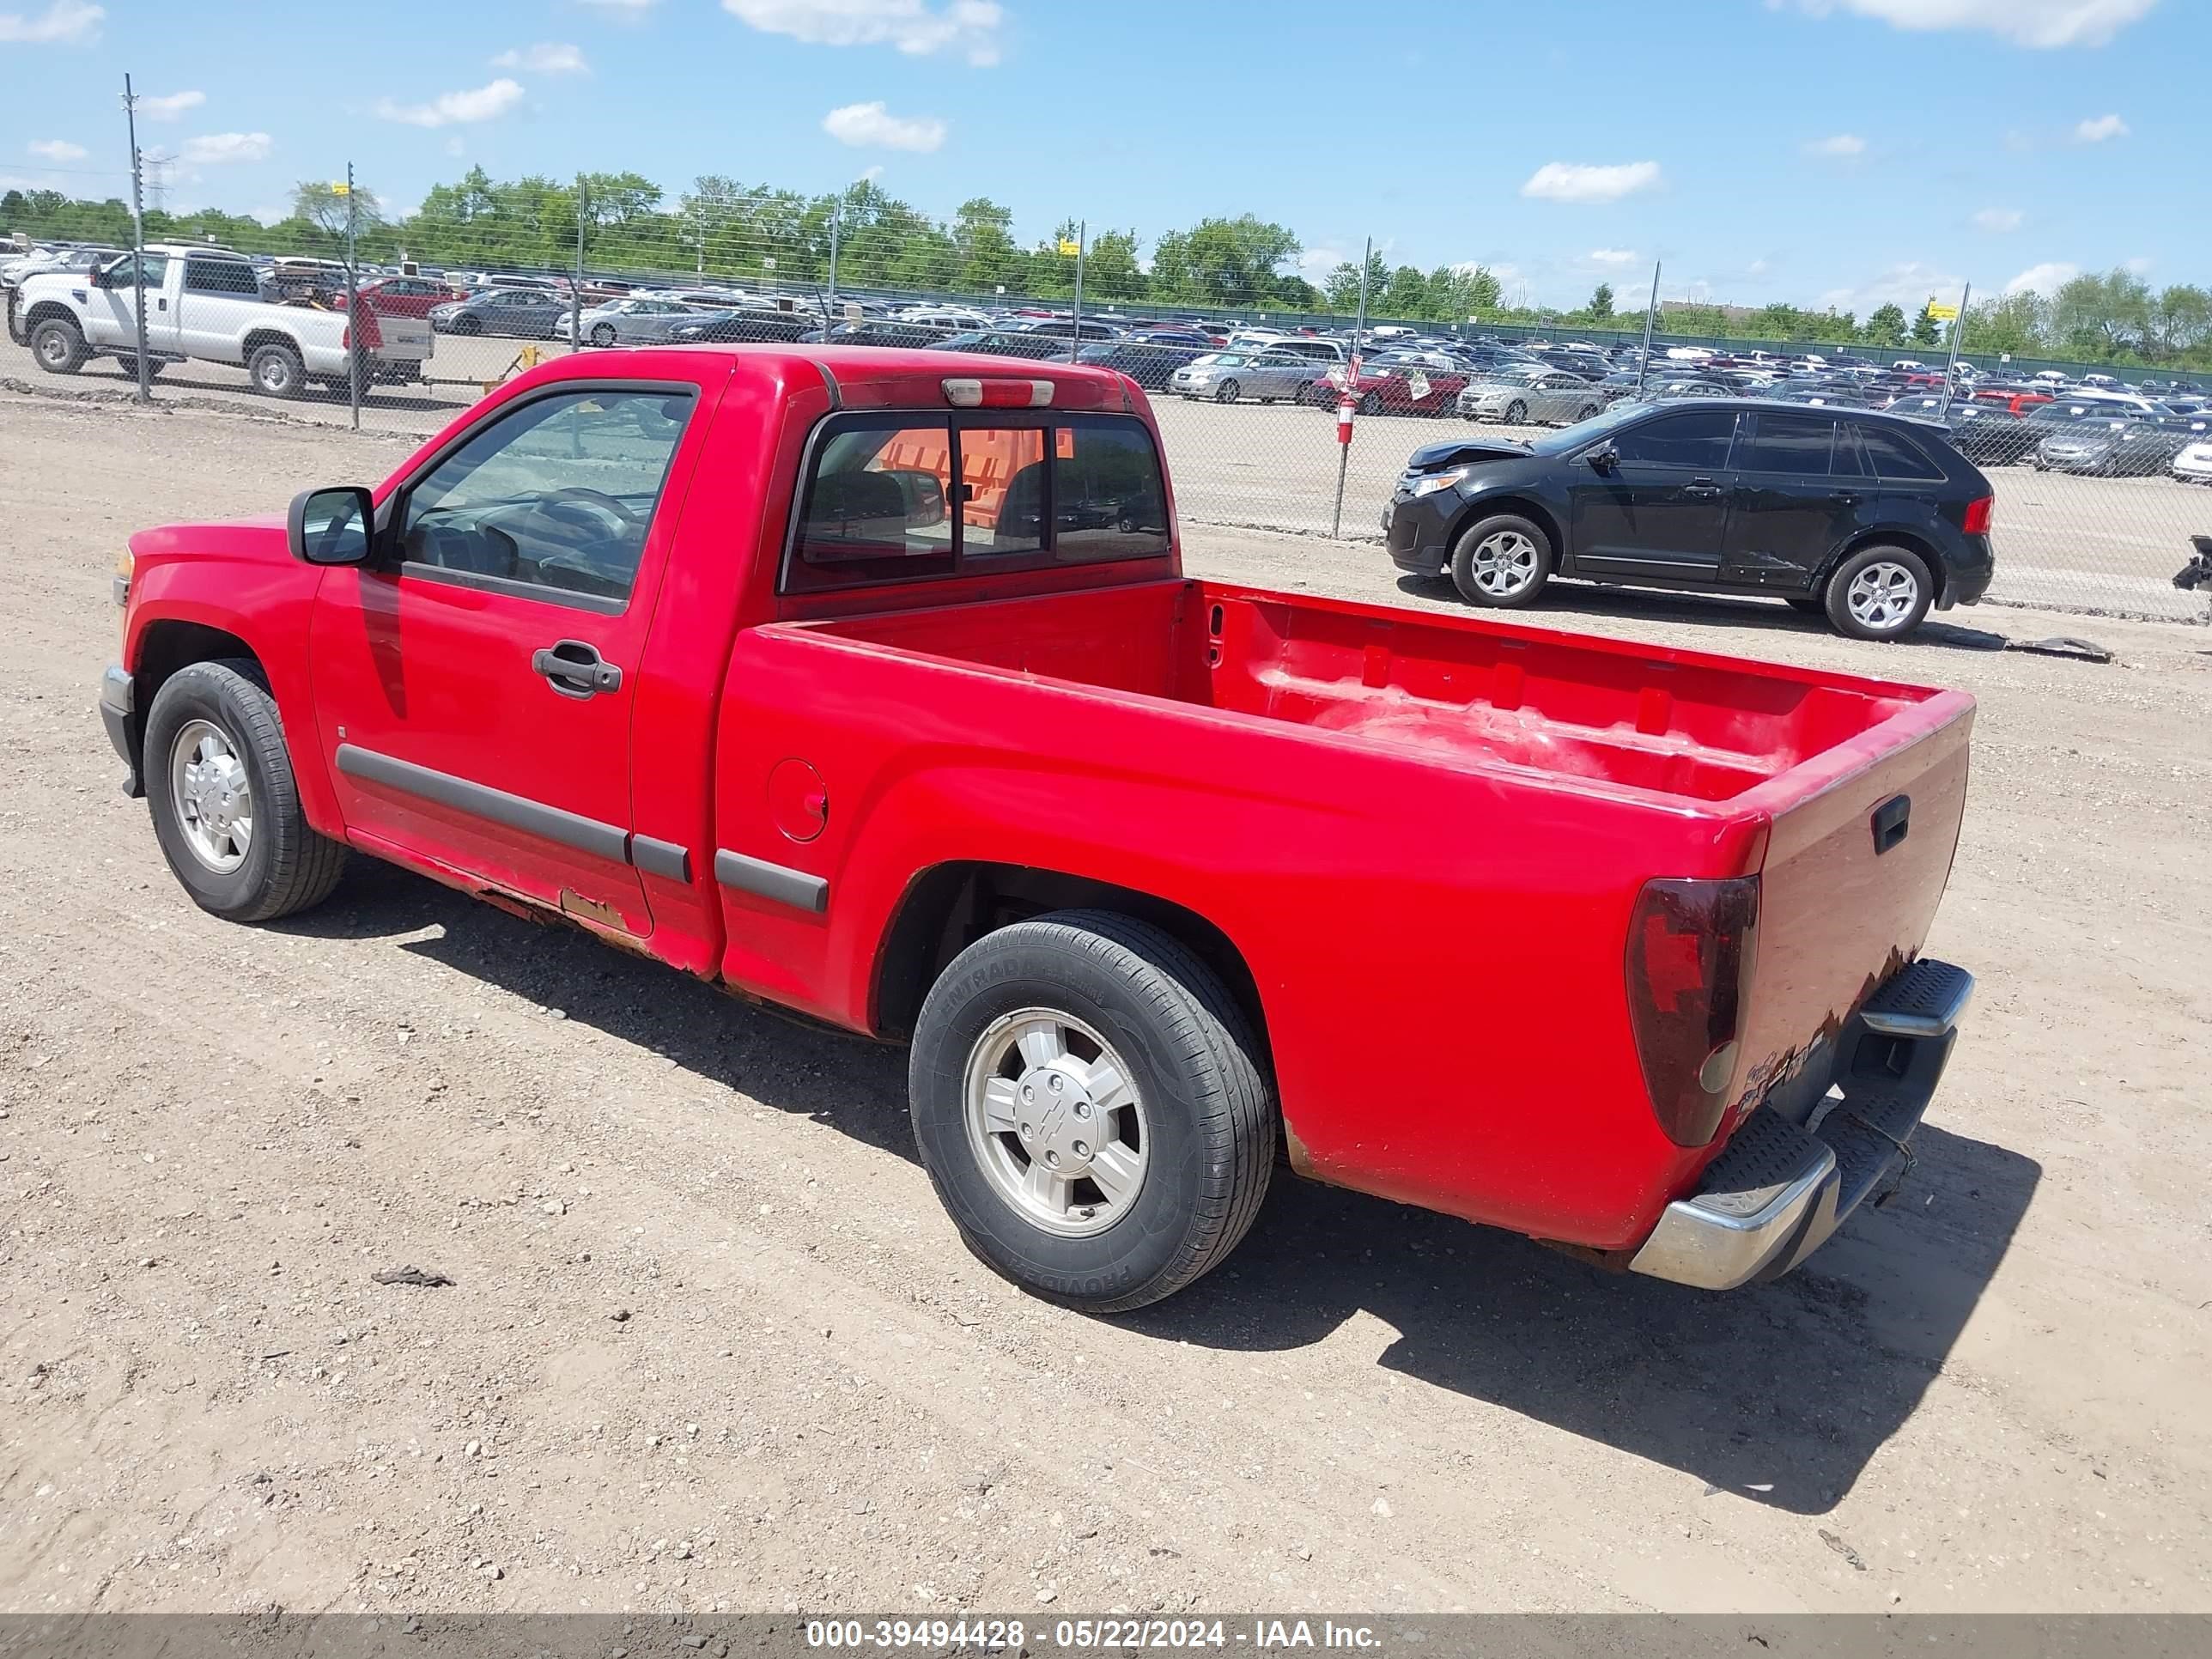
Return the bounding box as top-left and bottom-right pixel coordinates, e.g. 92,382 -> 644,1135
335,744 -> 629,866
714,848 -> 829,915
629,834 -> 693,884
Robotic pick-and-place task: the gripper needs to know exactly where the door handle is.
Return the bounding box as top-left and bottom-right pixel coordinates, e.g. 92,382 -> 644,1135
156,298 -> 168,311
1683,478 -> 1724,499
531,639 -> 623,699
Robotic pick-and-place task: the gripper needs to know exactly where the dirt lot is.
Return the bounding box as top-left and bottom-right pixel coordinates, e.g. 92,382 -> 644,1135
3,329 -> 2203,621
2,389 -> 2209,1617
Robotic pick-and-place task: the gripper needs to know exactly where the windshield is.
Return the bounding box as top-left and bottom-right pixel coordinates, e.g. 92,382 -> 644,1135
1529,400 -> 1647,455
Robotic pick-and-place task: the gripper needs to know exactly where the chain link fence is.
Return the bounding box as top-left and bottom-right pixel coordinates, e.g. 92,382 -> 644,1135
4,175 -> 2207,624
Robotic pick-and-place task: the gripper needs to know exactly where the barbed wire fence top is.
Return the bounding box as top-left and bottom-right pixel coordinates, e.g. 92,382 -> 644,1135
3,161 -> 2208,623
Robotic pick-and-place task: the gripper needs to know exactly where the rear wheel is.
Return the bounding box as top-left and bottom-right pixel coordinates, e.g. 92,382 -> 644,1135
1577,403 -> 1601,421
589,321 -> 617,347
113,354 -> 165,383
248,342 -> 306,398
30,317 -> 89,374
1450,513 -> 1553,608
1823,545 -> 1934,641
1359,390 -> 1384,416
908,910 -> 1275,1313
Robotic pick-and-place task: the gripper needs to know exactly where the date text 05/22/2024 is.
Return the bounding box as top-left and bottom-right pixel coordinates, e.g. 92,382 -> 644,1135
803,1618 -> 1382,1650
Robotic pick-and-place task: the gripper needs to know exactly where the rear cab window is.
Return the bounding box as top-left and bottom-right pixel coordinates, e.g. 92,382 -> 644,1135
784,413 -> 1171,593
1853,422 -> 1949,481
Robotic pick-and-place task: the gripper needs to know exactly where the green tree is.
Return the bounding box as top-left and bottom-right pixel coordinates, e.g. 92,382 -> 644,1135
1084,228 -> 1144,300
1962,291 -> 2045,357
1323,247 -> 1388,313
1379,264 -> 1431,319
1149,216 -> 1300,307
1,188 -> 27,222
1587,282 -> 1615,319
1864,303 -> 1908,346
1911,300 -> 1943,347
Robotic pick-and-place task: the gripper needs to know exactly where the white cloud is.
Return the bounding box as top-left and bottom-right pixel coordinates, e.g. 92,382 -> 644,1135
1818,261 -> 1966,315
493,41 -> 588,73
2073,112 -> 2128,142
0,1 -> 102,44
26,137 -> 87,161
725,0 -> 1005,66
1520,160 -> 1662,204
2004,260 -> 2081,295
138,88 -> 204,119
1783,0 -> 2154,49
857,163 -> 884,182
375,78 -> 526,128
2124,255 -> 2152,274
179,131 -> 271,165
1747,257 -> 1772,277
821,100 -> 946,152
1973,206 -> 2025,231
1297,246 -> 1347,276
1587,247 -> 1639,266
1805,132 -> 1866,157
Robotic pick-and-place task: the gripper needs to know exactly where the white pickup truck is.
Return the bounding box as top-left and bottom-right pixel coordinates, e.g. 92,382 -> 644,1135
6,243 -> 432,398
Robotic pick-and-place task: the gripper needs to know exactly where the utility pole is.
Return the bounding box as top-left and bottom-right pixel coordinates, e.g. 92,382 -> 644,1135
826,194 -> 841,331
1936,282 -> 1972,419
1070,219 -> 1085,346
343,162 -> 361,429
571,173 -> 586,349
120,75 -> 151,403
1329,235 -> 1371,540
1635,259 -> 1662,396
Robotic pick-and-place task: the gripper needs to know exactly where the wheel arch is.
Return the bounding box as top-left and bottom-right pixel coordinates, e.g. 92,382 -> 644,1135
21,299 -> 84,336
871,860 -> 1270,1066
1446,493 -> 1566,562
1821,526 -> 1948,600
240,326 -> 307,366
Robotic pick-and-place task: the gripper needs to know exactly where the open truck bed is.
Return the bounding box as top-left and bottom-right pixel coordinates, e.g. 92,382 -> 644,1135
749,578 -> 1974,1284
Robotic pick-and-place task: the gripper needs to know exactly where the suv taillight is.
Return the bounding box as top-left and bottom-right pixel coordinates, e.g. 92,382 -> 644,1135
1625,876 -> 1760,1147
1962,495 -> 1993,536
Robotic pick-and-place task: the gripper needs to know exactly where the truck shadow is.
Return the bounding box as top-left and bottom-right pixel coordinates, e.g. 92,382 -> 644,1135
1127,1124 -> 2039,1516
278,859 -> 2037,1517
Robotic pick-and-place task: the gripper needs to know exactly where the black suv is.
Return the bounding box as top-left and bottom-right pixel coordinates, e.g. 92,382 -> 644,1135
1382,398 -> 1996,639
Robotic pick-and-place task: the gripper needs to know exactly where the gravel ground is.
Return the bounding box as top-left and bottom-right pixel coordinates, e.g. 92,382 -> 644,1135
2,387 -> 2209,1618
3,330 -> 2203,619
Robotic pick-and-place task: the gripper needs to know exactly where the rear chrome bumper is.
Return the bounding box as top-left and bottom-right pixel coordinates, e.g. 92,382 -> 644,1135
1629,957 -> 1972,1291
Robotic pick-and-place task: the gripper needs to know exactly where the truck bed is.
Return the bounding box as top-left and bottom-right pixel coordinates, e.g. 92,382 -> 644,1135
799,578 -> 1942,805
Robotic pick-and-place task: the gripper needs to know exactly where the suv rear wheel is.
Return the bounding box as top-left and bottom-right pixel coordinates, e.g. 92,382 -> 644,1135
1824,545 -> 1934,641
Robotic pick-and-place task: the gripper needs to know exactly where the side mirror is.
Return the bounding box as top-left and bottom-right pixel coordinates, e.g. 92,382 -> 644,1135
287,485 -> 375,566
1587,443 -> 1619,471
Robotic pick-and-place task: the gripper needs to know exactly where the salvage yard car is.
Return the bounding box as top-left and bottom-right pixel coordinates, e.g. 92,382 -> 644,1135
99,346 -> 1974,1311
9,245 -> 433,396
1384,398 -> 1995,640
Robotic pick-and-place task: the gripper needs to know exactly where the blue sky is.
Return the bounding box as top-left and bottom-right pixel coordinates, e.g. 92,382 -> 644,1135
2,0 -> 2198,314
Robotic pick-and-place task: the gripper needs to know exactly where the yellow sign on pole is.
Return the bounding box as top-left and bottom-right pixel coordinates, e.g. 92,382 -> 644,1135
1927,302 -> 1959,321
1058,238 -> 1080,256
329,180 -> 351,197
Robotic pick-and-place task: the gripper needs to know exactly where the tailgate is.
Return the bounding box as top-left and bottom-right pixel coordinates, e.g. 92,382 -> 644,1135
1731,687 -> 1973,1115
373,316 -> 434,361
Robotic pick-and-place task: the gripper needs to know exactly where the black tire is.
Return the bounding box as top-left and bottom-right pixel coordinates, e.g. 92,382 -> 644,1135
1359,390 -> 1384,416
247,342 -> 307,399
590,321 -> 617,347
1449,513 -> 1554,608
1214,379 -> 1241,404
908,909 -> 1276,1314
1504,398 -> 1529,423
1577,404 -> 1601,422
114,355 -> 164,383
143,659 -> 347,923
454,315 -> 482,336
1822,544 -> 1935,641
30,317 -> 89,375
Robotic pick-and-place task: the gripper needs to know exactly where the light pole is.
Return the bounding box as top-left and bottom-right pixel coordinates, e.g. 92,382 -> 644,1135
119,75 -> 150,403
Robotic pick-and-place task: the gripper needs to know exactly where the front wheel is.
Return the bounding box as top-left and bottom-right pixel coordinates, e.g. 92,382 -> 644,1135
1824,545 -> 1934,641
1359,390 -> 1384,416
1450,513 -> 1554,608
30,317 -> 89,374
113,355 -> 164,383
908,910 -> 1276,1313
1214,379 -> 1241,404
1504,399 -> 1529,423
589,322 -> 617,347
143,659 -> 347,922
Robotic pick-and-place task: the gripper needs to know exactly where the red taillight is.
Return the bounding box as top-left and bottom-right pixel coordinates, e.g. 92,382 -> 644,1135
1625,876 -> 1760,1147
941,377 -> 1054,408
1962,495 -> 1993,536
340,325 -> 350,349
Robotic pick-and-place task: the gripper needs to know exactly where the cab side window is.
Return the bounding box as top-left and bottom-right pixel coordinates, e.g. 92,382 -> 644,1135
184,258 -> 260,296
399,388 -> 696,607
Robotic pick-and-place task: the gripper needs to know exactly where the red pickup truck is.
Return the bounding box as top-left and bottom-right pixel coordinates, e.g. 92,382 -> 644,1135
99,346 -> 1975,1311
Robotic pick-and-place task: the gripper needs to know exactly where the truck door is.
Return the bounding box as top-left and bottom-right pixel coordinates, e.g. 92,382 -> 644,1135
176,253 -> 263,361
306,379 -> 707,937
92,251 -> 179,354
